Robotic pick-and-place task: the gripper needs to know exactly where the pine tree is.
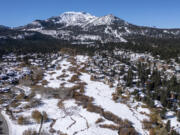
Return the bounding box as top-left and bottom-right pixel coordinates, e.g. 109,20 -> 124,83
126,68 -> 133,87
177,111 -> 180,122
166,120 -> 171,132
160,108 -> 166,119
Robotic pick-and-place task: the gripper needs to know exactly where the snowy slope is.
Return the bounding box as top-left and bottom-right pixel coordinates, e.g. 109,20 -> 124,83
1,55 -> 151,135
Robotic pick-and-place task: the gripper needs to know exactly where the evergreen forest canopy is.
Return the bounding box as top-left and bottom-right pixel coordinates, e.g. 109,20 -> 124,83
0,36 -> 180,61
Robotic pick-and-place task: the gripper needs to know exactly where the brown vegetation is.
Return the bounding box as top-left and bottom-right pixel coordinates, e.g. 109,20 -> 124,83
41,80 -> 48,85
95,118 -> 105,124
68,75 -> 80,82
10,101 -> 21,108
142,119 -> 153,129
23,129 -> 37,135
99,124 -> 119,130
57,100 -> 64,109
118,128 -> 138,135
32,110 -> 42,123
16,93 -> 25,101
18,116 -> 28,125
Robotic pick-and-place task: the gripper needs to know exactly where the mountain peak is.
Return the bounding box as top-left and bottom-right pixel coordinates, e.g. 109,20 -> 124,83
90,14 -> 119,26
55,11 -> 97,26
106,14 -> 115,18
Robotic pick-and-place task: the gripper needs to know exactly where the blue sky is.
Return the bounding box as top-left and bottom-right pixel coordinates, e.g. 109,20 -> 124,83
0,0 -> 180,28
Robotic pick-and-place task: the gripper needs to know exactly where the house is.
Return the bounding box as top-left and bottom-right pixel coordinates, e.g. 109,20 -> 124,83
0,74 -> 9,80
0,86 -> 11,93
175,66 -> 180,73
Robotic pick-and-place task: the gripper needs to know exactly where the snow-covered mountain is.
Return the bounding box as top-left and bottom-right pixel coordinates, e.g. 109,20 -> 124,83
1,11 -> 180,44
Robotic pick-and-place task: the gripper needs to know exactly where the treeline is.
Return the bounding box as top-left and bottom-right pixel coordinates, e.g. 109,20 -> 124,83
1,36 -> 180,61
0,38 -> 97,58
105,36 -> 180,61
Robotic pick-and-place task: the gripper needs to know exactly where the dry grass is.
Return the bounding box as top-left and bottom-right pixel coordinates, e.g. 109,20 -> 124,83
56,66 -> 61,70
68,66 -> 78,73
79,67 -> 87,73
102,111 -> 123,125
87,103 -> 104,114
68,75 -> 80,82
118,128 -> 138,135
57,74 -> 69,80
41,80 -> 48,85
112,93 -> 119,101
142,119 -> 152,130
69,84 -> 83,92
11,101 -> 21,108
99,124 -> 119,130
18,116 -> 28,125
49,72 -> 56,75
73,92 -> 93,105
31,110 -> 42,123
57,100 -> 64,109
90,75 -> 95,81
80,85 -> 85,93
23,128 -> 37,135
0,99 -> 3,104
16,93 -> 25,100
95,118 -> 105,124
25,92 -> 35,102
42,111 -> 48,122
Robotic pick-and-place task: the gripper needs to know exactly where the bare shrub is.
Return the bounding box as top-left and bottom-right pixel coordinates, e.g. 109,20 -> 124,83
80,84 -> 85,93
49,72 -> 56,75
0,99 -> 3,104
112,93 -> 118,101
95,118 -> 105,124
29,99 -> 42,108
42,111 -> 48,122
56,66 -> 61,70
142,119 -> 152,129
32,68 -> 44,84
23,128 -> 51,135
11,101 -> 21,108
150,112 -> 160,124
32,110 -> 42,123
69,85 -> 82,91
118,128 -> 138,135
57,130 -> 68,135
18,116 -> 28,125
116,86 -> 123,95
99,124 -> 119,130
58,100 -> 64,109
16,93 -> 25,101
103,111 -> 123,124
41,80 -> 48,85
68,66 -> 77,72
90,75 -> 95,81
23,128 -> 37,135
149,128 -> 156,135
87,103 -> 104,114
73,92 -> 93,106
28,91 -> 36,98
79,67 -> 87,73
68,75 -> 80,82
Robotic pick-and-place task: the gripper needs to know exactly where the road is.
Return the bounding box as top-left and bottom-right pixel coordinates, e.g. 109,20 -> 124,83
0,112 -> 9,135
